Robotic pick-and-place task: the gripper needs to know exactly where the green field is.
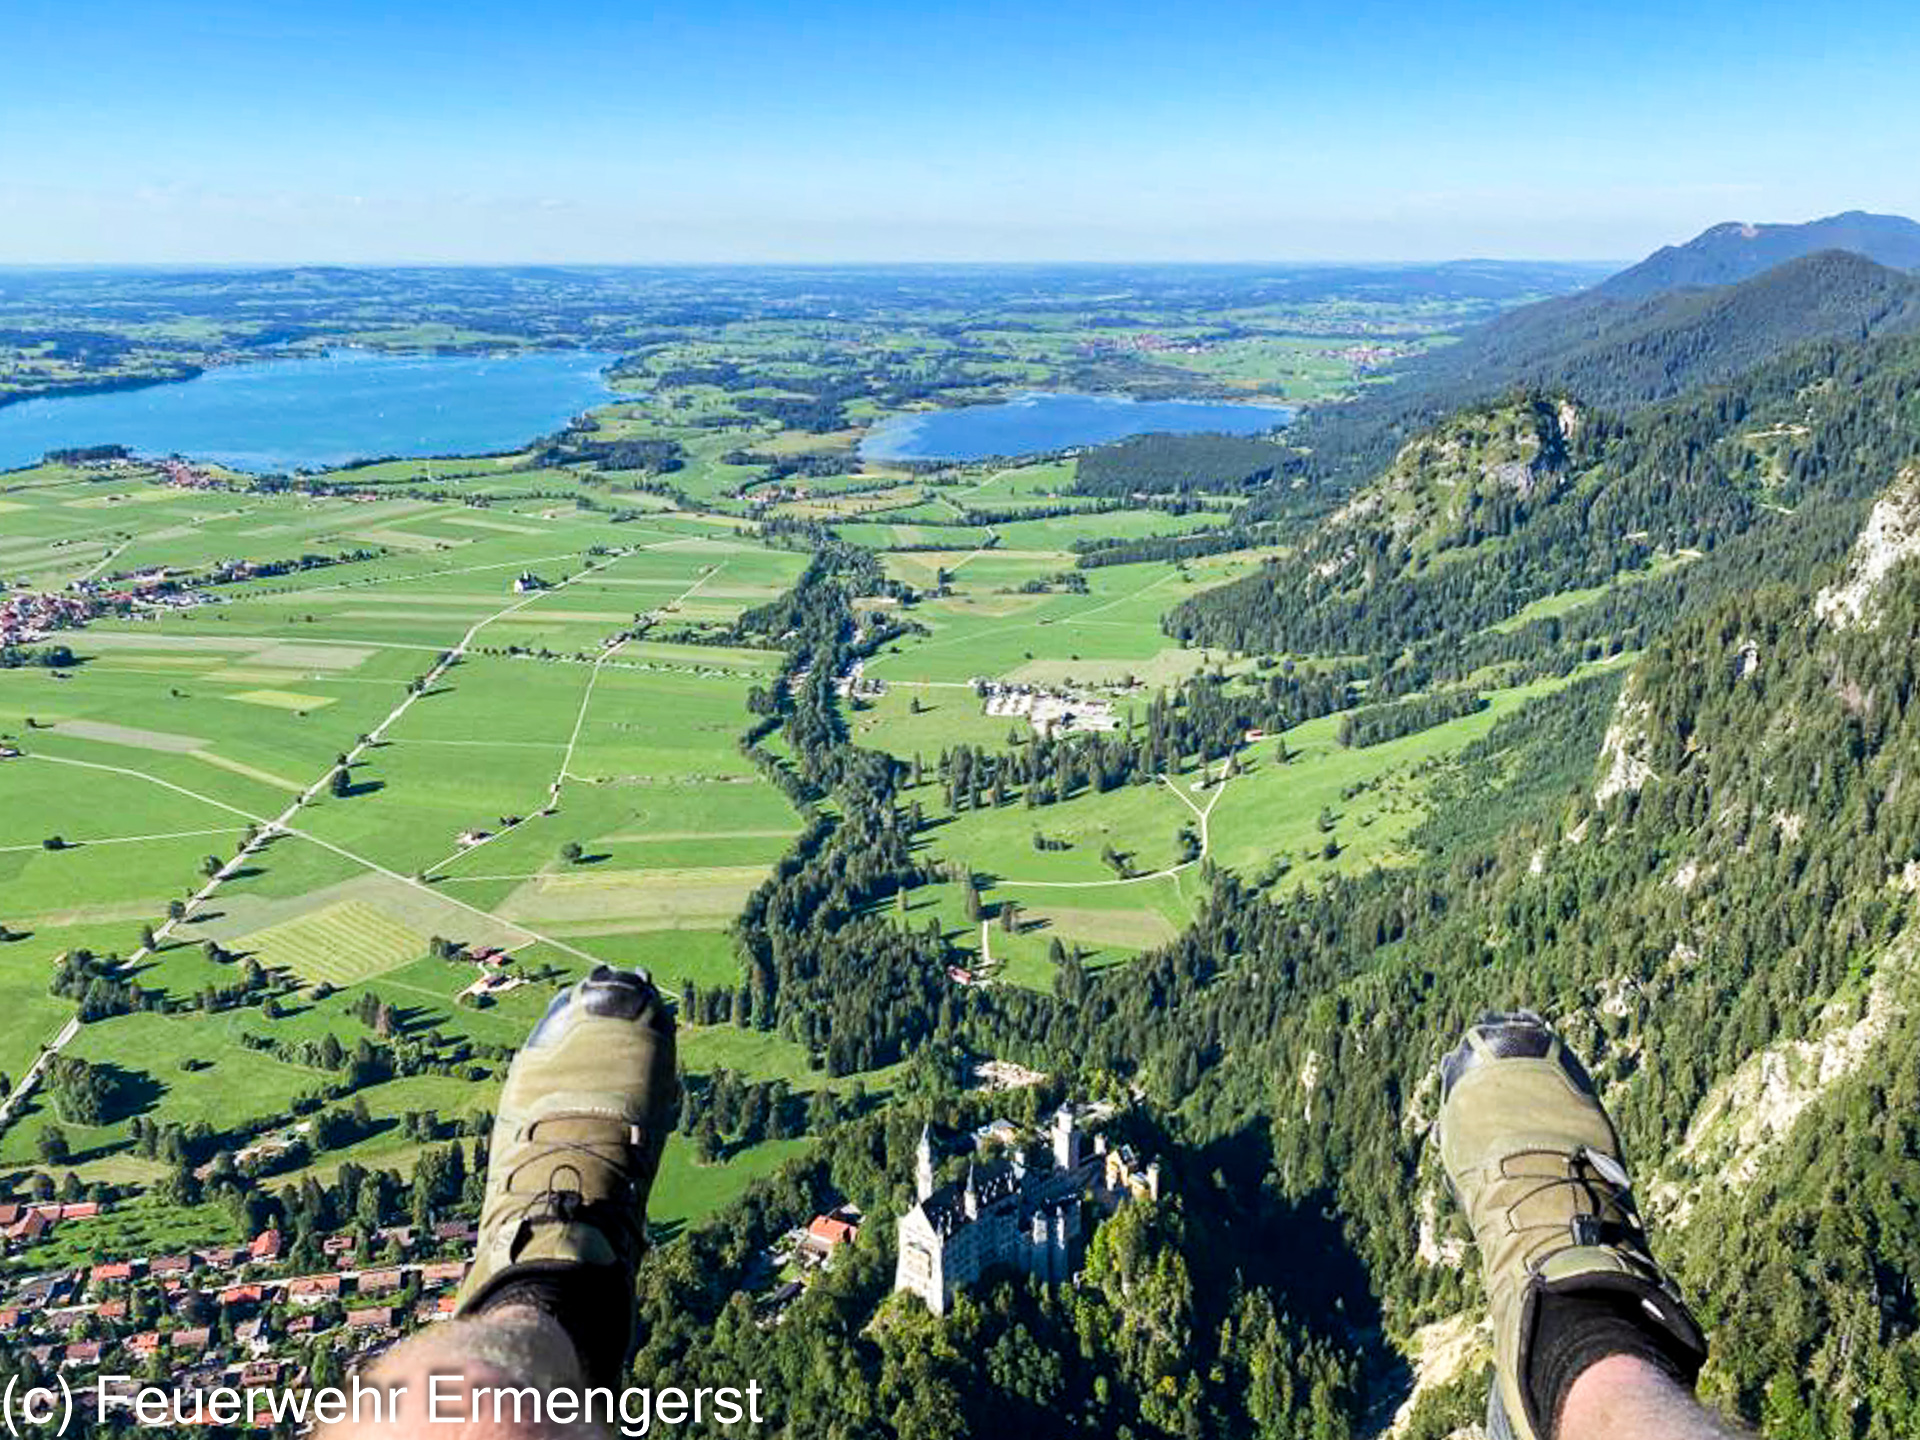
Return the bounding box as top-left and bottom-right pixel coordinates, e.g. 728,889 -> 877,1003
0,268 -> 1573,1246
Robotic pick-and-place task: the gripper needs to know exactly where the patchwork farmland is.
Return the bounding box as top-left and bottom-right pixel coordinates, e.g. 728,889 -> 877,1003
0,429 -> 1585,1252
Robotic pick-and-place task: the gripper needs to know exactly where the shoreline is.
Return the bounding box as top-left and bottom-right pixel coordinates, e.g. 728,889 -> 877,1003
858,389 -> 1295,464
0,365 -> 207,413
0,347 -> 620,473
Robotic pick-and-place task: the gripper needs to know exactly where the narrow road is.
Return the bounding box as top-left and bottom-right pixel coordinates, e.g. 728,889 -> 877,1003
76,538 -> 132,583
0,827 -> 241,854
0,548 -> 635,1127
0,1018 -> 79,1127
995,761 -> 1231,890
422,559 -> 728,877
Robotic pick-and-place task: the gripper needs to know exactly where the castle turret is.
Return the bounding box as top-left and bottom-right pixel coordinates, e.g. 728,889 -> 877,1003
962,1164 -> 980,1220
1051,1105 -> 1082,1172
915,1124 -> 935,1201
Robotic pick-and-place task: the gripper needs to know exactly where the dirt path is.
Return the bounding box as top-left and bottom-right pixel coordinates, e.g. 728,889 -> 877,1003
994,761 -> 1230,890
0,548 -> 637,1127
422,559 -> 728,878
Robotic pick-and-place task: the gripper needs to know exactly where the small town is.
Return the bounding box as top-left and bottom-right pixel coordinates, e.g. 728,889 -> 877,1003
0,1211 -> 477,1426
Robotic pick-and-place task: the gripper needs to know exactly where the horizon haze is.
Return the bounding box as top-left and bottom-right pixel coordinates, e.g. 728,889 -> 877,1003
6,0 -> 1920,265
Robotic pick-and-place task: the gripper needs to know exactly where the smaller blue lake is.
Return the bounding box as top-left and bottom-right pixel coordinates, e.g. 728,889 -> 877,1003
0,349 -> 618,473
859,392 -> 1292,462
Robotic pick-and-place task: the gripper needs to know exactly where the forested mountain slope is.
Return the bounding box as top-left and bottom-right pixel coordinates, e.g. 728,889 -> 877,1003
1596,210 -> 1920,299
1176,324 -> 1920,669
1004,462 -> 1920,1436
1403,250 -> 1920,413
606,319 -> 1920,1440
1279,217 -> 1920,488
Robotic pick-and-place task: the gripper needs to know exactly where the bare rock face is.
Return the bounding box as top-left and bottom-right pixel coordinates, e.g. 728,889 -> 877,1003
1814,463 -> 1920,629
1594,688 -> 1655,804
1652,928 -> 1916,1225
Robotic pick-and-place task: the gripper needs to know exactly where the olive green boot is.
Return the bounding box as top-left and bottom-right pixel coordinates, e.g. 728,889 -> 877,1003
1437,1012 -> 1704,1440
455,965 -> 678,1382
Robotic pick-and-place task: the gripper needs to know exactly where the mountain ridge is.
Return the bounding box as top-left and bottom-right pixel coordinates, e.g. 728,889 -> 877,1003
1597,208 -> 1920,299
1277,211 -> 1920,489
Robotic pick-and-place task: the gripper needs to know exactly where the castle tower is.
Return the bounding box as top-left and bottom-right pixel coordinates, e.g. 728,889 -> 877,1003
962,1164 -> 980,1220
1051,1105 -> 1082,1172
915,1124 -> 935,1201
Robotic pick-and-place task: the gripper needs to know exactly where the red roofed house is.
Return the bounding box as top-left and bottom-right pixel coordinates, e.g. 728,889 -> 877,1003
63,1341 -> 101,1367
172,1328 -> 210,1352
801,1211 -> 861,1263
249,1228 -> 283,1261
358,1268 -> 403,1296
90,1261 -> 136,1287
126,1331 -> 162,1357
346,1306 -> 394,1330
419,1261 -> 467,1288
219,1284 -> 264,1309
807,1213 -> 859,1249
285,1274 -> 341,1304
150,1254 -> 194,1278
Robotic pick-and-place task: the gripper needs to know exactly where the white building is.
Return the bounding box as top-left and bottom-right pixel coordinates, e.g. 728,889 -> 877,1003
894,1106 -> 1151,1316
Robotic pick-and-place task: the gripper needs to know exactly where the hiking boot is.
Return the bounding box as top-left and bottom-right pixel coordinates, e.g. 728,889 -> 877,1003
455,965 -> 678,1383
1437,1012 -> 1705,1440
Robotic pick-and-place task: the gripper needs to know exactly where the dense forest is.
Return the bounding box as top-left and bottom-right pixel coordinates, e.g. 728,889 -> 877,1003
1174,327 -> 1920,680
600,297 -> 1920,1439
1267,245 -> 1920,493
1074,431 -> 1292,496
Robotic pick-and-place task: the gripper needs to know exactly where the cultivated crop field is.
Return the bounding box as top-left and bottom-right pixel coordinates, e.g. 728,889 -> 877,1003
0,423 -> 1603,1255
0,269 -> 1587,1258
0,463 -> 824,1230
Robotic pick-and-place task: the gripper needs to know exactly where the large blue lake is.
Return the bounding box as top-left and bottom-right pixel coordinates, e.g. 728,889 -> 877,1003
0,349 -> 617,473
860,391 -> 1292,462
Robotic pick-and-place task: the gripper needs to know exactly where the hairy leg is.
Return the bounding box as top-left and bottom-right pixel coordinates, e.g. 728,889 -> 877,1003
1559,1354 -> 1750,1440
321,1304 -> 604,1440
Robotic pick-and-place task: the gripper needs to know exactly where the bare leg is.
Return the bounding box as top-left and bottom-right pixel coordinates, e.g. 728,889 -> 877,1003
322,1304 -> 604,1440
1559,1354 -> 1750,1440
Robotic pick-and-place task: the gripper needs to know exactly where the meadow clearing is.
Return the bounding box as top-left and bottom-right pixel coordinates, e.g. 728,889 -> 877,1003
0,431 -> 1583,1244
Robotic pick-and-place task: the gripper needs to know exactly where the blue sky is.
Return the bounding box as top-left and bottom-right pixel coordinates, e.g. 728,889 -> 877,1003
4,0 -> 1917,263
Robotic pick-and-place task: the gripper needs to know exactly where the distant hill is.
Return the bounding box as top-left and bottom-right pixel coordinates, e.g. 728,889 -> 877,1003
1177,320 -> 1920,657
1416,249 -> 1920,411
1596,209 -> 1920,299
1281,213 -> 1920,490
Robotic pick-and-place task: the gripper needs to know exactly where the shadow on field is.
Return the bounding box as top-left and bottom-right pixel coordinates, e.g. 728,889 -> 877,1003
384,1003 -> 438,1036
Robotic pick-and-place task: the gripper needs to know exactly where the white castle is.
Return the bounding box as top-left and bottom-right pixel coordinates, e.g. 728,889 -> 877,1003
893,1105 -> 1160,1316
